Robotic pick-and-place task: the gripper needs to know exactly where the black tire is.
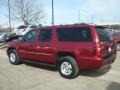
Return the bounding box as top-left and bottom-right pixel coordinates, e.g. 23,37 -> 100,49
58,56 -> 79,79
8,50 -> 21,65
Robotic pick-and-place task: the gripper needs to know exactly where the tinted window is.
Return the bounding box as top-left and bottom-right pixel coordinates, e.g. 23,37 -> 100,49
18,25 -> 28,29
30,26 -> 37,29
0,32 -> 3,35
96,28 -> 112,42
23,30 -> 36,42
39,29 -> 51,42
57,27 -> 92,42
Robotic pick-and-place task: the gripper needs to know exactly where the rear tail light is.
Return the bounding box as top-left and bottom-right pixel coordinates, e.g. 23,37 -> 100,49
93,43 -> 101,58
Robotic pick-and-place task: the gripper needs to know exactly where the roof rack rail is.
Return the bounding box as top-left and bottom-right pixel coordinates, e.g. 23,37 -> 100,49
74,23 -> 89,25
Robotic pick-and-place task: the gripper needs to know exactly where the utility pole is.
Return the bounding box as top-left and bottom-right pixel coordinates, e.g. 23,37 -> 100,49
91,15 -> 93,24
78,11 -> 80,23
52,0 -> 54,26
8,0 -> 12,32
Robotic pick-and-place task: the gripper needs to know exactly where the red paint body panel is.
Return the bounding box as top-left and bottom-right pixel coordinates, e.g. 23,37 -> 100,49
7,24 -> 117,70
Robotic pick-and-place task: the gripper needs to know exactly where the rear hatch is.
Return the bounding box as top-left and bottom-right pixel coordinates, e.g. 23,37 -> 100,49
96,27 -> 116,59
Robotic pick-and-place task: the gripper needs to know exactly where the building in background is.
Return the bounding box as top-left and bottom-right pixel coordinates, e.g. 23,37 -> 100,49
97,23 -> 120,31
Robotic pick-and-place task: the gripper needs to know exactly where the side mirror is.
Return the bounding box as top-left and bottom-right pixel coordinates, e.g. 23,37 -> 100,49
116,43 -> 120,51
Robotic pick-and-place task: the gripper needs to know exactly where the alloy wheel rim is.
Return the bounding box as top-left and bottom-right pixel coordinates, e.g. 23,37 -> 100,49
61,62 -> 72,76
10,53 -> 16,63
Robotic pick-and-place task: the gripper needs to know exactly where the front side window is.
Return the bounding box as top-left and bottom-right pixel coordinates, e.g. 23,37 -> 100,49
23,30 -> 36,42
57,27 -> 92,42
39,29 -> 51,42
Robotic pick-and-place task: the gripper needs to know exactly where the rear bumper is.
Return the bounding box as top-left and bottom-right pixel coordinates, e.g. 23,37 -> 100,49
103,54 -> 116,65
78,54 -> 116,70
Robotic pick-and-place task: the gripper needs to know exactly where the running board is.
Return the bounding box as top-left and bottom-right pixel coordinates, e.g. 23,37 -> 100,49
22,59 -> 56,68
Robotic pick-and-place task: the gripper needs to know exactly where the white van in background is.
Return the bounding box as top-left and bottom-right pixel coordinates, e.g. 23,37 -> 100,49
13,25 -> 37,35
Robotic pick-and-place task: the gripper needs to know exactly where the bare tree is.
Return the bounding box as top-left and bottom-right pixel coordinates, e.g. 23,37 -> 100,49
11,0 -> 44,25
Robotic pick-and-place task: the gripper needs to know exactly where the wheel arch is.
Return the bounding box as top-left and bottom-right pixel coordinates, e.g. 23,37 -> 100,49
7,47 -> 16,55
57,51 -> 77,63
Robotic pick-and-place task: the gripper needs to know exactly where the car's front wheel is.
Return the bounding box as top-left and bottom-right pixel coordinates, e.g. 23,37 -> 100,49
8,50 -> 21,65
58,56 -> 79,79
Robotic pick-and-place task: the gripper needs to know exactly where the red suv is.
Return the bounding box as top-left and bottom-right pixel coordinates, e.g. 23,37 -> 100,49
7,24 -> 116,79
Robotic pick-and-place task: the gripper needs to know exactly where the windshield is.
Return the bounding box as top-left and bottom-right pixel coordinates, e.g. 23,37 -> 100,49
0,32 -> 3,36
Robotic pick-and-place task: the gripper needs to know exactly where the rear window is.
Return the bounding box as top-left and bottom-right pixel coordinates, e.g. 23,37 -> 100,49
17,25 -> 28,29
57,27 -> 92,42
96,28 -> 112,42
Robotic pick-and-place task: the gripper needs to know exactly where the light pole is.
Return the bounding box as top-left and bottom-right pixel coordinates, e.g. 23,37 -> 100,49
90,14 -> 94,24
52,0 -> 54,26
8,0 -> 12,32
78,11 -> 80,23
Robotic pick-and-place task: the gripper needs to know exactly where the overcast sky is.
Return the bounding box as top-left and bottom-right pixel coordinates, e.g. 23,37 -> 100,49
0,0 -> 120,27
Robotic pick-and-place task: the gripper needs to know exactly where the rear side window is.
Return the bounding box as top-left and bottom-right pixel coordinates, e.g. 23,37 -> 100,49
96,28 -> 112,42
39,29 -> 51,42
57,27 -> 92,42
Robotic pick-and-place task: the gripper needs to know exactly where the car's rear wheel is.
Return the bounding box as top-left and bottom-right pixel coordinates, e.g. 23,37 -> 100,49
8,50 -> 21,65
58,56 -> 79,79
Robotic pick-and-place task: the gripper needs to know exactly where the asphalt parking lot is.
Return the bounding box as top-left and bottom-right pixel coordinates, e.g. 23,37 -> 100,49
0,49 -> 120,90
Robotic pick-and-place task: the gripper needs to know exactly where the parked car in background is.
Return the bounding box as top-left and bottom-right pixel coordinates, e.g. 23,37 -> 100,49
106,29 -> 120,51
4,33 -> 22,42
112,31 -> 120,50
0,31 -> 3,34
13,25 -> 37,35
7,24 -> 117,79
0,31 -> 7,43
107,29 -> 120,43
113,32 -> 120,43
